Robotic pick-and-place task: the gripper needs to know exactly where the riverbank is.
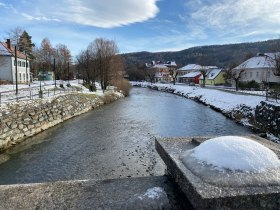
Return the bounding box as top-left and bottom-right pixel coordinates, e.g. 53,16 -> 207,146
132,82 -> 280,143
0,91 -> 124,151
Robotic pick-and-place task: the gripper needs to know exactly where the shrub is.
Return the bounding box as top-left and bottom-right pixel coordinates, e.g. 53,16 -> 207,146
109,78 -> 132,96
239,80 -> 260,90
59,84 -> 64,89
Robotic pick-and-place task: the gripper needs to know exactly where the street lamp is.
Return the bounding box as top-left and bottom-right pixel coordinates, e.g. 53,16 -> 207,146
68,61 -> 70,85
24,50 -> 29,85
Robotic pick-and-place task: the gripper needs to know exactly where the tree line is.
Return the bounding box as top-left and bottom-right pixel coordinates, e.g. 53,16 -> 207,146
5,27 -> 131,94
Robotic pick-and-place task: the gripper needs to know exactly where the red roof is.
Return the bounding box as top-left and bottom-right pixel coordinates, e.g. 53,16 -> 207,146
0,42 -> 28,60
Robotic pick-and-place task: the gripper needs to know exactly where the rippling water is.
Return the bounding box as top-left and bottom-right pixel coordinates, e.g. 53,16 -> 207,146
0,88 -> 252,184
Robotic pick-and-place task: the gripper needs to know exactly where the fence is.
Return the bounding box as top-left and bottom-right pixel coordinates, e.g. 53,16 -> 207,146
0,84 -> 83,105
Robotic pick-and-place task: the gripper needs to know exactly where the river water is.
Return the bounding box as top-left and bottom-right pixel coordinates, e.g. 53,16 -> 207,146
0,88 -> 252,184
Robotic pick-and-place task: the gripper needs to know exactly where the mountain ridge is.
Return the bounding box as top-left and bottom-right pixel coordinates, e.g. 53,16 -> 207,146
122,39 -> 280,68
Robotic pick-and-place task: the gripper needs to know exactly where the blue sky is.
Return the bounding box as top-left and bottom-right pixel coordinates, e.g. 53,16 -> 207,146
1,0 -> 280,57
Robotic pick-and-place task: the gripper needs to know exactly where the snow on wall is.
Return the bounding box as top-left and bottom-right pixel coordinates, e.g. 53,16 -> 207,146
182,136 -> 280,172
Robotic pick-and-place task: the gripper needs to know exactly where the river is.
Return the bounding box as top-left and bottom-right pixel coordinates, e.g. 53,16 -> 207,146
0,88 -> 252,184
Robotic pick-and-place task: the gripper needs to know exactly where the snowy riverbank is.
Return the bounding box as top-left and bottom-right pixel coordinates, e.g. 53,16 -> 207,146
132,82 -> 280,143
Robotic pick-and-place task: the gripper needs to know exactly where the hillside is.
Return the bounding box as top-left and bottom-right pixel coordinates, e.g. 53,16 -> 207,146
122,39 -> 280,68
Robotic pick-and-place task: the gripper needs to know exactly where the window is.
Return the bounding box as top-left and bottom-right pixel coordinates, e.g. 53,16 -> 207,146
19,73 -> 22,81
256,72 -> 259,77
18,61 -> 21,67
268,71 -> 270,78
250,72 -> 252,78
244,72 -> 247,78
14,60 -> 16,66
23,73 -> 25,81
26,62 -> 29,68
22,62 -> 25,67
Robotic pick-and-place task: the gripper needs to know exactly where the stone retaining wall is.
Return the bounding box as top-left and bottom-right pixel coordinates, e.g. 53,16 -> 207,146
255,101 -> 280,135
0,91 -> 123,151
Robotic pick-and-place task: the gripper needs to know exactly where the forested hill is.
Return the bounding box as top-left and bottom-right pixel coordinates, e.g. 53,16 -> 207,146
122,39 -> 280,68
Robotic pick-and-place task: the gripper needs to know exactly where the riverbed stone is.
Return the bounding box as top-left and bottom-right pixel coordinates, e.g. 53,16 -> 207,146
155,135 -> 280,210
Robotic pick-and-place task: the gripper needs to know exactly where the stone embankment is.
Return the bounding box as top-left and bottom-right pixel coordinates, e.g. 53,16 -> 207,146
0,91 -> 123,151
133,83 -> 279,141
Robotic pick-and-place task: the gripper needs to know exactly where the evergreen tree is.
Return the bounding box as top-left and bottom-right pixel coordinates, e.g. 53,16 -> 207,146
18,30 -> 35,59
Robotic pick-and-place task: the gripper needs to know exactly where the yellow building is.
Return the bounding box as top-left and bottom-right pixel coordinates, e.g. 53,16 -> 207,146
199,69 -> 226,85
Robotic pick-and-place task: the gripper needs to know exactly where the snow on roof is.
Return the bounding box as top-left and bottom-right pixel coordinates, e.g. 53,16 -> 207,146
0,42 -> 12,56
200,69 -> 222,80
180,71 -> 201,78
184,136 -> 280,172
234,53 -> 280,70
152,64 -> 168,69
165,61 -> 177,67
177,64 -> 202,71
0,42 -> 28,59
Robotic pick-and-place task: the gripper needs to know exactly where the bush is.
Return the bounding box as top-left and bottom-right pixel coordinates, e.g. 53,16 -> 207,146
239,80 -> 260,90
109,78 -> 132,96
0,80 -> 11,85
66,83 -> 71,87
59,84 -> 64,89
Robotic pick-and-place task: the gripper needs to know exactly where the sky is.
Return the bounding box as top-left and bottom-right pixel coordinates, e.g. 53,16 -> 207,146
1,0 -> 280,57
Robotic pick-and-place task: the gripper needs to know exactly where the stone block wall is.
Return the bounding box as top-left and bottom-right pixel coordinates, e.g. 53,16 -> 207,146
255,101 -> 280,135
0,91 -> 123,151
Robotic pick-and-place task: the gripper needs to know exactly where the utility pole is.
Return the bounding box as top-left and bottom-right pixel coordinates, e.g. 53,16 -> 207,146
15,46 -> 18,95
53,57 -> 56,87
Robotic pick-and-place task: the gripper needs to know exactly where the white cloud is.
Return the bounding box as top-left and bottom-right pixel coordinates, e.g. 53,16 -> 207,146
27,0 -> 159,28
184,0 -> 280,39
21,13 -> 61,22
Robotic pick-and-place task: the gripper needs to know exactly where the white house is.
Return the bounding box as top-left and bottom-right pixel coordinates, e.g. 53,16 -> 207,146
233,53 -> 280,84
0,39 -> 30,83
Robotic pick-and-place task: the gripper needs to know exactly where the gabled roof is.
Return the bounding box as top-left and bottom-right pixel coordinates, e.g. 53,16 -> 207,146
0,42 -> 28,60
234,53 -> 280,70
165,61 -> 177,67
180,71 -> 201,78
177,64 -> 202,71
200,68 -> 223,80
152,64 -> 168,69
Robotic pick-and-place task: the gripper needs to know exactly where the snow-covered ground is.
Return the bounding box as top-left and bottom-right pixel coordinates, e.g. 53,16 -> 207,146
0,80 -> 102,104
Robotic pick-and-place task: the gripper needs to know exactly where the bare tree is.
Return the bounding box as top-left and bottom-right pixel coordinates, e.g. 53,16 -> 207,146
6,27 -> 23,46
230,64 -> 246,91
56,44 -> 72,80
144,66 -> 156,83
169,69 -> 178,85
89,38 -> 119,91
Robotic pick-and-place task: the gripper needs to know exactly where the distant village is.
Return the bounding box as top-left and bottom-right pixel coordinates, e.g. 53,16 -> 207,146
144,52 -> 280,91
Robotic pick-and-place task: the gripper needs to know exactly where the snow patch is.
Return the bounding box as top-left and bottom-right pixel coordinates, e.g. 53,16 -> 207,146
182,136 -> 280,172
138,187 -> 166,200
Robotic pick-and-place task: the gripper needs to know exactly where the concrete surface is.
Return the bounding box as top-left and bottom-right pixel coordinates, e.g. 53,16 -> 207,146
155,135 -> 280,210
0,176 -> 194,210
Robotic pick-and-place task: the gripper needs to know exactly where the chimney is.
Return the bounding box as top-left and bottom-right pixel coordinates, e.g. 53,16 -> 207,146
6,39 -> 11,49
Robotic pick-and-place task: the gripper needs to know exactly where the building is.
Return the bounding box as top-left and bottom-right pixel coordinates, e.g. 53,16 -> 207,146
233,53 -> 280,84
146,61 -> 177,83
0,39 -> 30,83
177,64 -> 202,83
177,64 -> 219,84
180,71 -> 201,84
199,68 -> 225,85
